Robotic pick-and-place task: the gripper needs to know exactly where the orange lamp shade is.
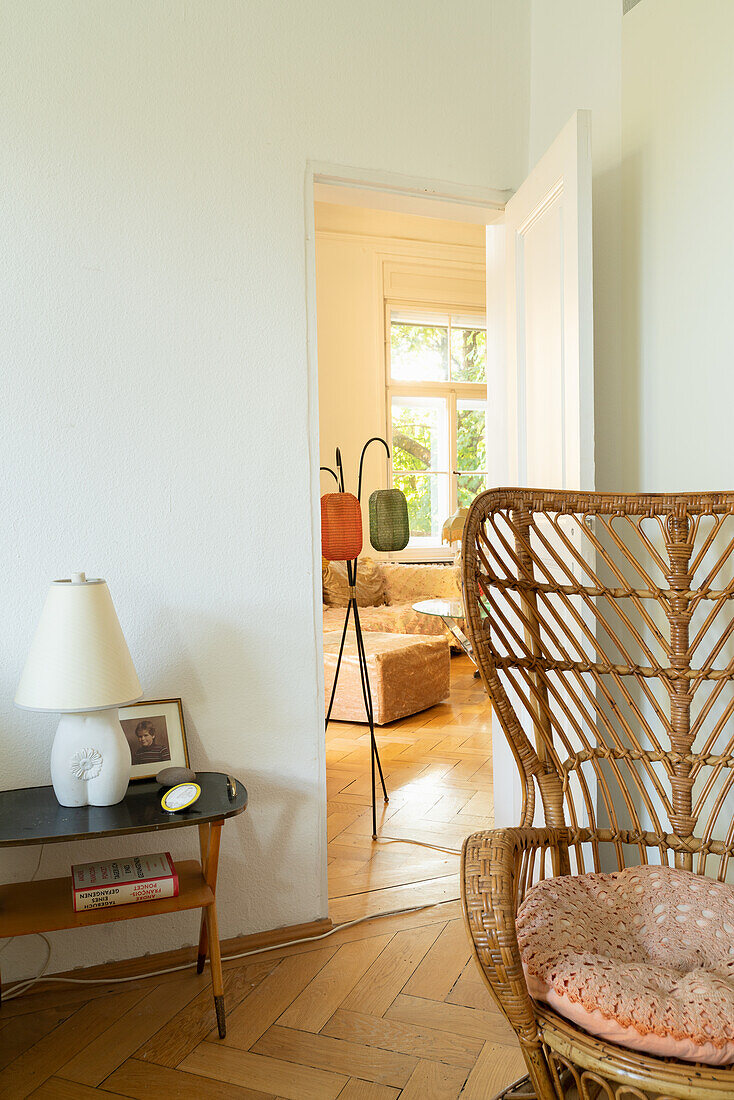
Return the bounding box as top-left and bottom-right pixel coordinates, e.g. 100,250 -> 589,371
321,492 -> 363,561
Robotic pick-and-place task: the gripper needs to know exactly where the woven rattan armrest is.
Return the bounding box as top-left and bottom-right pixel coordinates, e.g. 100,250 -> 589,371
462,827 -> 570,1047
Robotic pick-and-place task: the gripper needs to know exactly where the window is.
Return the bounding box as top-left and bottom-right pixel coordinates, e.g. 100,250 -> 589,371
387,307 -> 488,555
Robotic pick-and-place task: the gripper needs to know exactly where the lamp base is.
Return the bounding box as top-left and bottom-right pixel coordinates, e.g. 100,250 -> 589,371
50,710 -> 131,807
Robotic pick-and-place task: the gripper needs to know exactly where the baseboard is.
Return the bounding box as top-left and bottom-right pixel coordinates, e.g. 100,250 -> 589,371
23,916 -> 333,990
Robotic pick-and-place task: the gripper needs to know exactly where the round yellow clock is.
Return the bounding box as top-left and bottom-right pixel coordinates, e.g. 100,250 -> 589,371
161,781 -> 201,813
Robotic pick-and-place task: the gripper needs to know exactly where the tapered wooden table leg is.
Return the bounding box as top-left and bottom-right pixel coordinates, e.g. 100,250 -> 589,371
205,898 -> 225,1037
196,823 -> 210,973
202,820 -> 225,1037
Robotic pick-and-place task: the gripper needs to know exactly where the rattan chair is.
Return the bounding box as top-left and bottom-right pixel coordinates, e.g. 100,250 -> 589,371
460,489 -> 734,1100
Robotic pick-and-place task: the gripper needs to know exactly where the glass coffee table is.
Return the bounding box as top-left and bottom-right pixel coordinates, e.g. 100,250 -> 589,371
412,598 -> 480,675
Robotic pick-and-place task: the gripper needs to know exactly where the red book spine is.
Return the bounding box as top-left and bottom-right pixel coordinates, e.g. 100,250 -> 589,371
165,851 -> 179,896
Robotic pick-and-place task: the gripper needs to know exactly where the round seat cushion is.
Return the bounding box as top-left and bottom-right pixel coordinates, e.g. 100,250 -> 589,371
517,865 -> 734,1065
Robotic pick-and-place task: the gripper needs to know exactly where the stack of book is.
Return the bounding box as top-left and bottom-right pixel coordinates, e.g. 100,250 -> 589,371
71,852 -> 178,912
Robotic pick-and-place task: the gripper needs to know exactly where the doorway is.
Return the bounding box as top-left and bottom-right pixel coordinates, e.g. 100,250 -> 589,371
309,173 -> 503,922
307,110 -> 595,911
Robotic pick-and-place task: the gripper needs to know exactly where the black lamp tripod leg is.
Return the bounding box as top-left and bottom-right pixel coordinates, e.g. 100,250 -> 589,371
323,547 -> 389,839
351,597 -> 389,839
352,602 -> 381,784
353,606 -> 378,838
356,629 -> 388,802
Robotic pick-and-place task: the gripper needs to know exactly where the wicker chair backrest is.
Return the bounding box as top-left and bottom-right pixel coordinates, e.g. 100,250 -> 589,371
462,489 -> 734,880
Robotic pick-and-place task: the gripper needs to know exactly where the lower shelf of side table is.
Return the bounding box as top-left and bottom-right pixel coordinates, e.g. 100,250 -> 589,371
0,860 -> 213,937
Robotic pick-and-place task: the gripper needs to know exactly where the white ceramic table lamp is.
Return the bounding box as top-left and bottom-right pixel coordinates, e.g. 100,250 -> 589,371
15,573 -> 142,807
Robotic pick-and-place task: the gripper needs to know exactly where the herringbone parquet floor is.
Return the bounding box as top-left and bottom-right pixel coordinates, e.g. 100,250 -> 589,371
0,655 -> 525,1099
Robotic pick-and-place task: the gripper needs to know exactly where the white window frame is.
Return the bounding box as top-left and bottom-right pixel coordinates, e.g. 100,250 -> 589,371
385,301 -> 488,561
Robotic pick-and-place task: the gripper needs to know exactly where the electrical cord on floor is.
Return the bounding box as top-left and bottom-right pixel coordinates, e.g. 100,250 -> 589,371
374,837 -> 462,855
3,934 -> 53,1000
1,894 -> 462,1002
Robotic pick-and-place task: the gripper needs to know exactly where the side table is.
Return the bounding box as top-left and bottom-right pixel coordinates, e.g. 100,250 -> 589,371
412,598 -> 481,676
0,771 -> 247,1038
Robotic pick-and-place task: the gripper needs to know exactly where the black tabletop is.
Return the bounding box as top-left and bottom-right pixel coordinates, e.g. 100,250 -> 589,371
0,772 -> 247,847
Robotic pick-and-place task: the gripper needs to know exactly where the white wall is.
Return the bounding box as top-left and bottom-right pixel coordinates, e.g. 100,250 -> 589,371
0,1 -> 530,981
529,0 -> 734,494
622,0 -> 734,490
316,203 -> 485,539
528,0 -> 623,492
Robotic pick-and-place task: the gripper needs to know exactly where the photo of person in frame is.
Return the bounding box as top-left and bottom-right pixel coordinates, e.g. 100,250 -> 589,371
121,715 -> 171,767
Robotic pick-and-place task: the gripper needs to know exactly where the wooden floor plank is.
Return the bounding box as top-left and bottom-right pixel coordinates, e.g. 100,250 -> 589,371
195,899 -> 461,967
0,1007 -> 77,1073
328,856 -> 456,898
0,988 -> 146,1100
135,959 -> 276,1068
398,1059 -> 468,1100
423,793 -> 473,822
444,958 -> 497,1012
321,1008 -> 483,1070
57,973 -> 213,1085
328,875 -> 459,924
459,1041 -> 527,1099
333,1082 -> 399,1100
252,1024 -> 416,1087
326,809 -> 363,842
340,924 -> 443,1017
362,819 -> 470,848
402,918 -> 471,1001
385,994 -> 518,1046
181,1042 -> 348,1100
277,934 -> 391,1033
28,1077 -> 129,1099
221,948 -> 336,1051
0,979 -> 144,1020
102,1057 -> 275,1099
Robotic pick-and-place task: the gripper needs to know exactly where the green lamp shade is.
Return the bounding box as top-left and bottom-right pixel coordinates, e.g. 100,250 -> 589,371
369,489 -> 410,552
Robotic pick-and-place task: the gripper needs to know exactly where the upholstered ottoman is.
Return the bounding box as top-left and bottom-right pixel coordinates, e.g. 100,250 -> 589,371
323,630 -> 450,725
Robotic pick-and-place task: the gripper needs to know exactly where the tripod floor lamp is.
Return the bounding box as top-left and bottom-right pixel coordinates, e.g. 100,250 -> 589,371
321,437 -> 410,839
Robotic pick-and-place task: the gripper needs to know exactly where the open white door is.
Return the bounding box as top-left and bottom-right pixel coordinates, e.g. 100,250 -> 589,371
487,109 -> 594,490
487,110 -> 595,829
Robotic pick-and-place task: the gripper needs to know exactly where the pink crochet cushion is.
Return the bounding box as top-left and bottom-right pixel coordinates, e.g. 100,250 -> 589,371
517,865 -> 734,1066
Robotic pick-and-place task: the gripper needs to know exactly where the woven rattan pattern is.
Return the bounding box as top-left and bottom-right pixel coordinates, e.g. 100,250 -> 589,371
460,490 -> 734,1100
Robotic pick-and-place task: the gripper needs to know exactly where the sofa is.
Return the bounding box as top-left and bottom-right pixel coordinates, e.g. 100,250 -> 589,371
322,558 -> 462,647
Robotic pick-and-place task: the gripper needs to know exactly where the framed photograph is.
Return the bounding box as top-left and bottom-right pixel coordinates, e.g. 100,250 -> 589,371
118,698 -> 190,781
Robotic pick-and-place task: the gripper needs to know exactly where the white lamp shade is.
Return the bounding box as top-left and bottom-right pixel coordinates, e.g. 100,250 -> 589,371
441,507 -> 470,545
15,576 -> 142,712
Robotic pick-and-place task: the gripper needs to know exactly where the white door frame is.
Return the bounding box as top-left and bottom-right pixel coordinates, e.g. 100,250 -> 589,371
489,111 -> 594,494
485,111 -> 595,831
